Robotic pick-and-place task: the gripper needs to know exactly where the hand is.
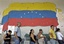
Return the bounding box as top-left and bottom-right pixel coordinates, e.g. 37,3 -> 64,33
7,38 -> 10,39
35,41 -> 36,43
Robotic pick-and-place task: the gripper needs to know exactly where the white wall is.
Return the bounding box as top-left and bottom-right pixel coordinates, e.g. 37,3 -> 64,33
20,26 -> 50,38
7,26 -> 50,38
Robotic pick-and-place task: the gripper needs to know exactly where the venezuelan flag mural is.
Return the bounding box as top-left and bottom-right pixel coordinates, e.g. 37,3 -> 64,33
2,2 -> 58,31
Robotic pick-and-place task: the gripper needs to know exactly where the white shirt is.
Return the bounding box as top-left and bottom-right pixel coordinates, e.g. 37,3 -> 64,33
14,26 -> 21,37
40,34 -> 43,37
56,32 -> 63,40
40,34 -> 44,39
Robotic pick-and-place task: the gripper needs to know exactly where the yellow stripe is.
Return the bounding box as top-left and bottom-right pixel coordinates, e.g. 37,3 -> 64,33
3,2 -> 56,16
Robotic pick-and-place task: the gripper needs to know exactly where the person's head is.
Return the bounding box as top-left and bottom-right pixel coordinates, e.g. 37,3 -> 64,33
29,29 -> 34,36
30,29 -> 34,33
39,29 -> 43,34
50,25 -> 54,30
8,30 -> 12,35
55,28 -> 60,32
17,22 -> 21,27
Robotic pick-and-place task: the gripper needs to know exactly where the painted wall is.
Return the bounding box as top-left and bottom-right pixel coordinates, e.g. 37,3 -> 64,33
0,0 -> 64,38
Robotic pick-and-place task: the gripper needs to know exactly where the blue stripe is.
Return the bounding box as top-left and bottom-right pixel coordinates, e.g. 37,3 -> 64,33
2,15 -> 9,24
8,10 -> 56,18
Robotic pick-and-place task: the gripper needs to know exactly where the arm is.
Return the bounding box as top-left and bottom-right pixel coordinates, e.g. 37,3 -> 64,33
60,33 -> 63,37
10,36 -> 12,44
3,34 -> 10,40
38,33 -> 45,39
49,32 -> 53,38
14,32 -> 18,39
49,30 -> 54,38
59,32 -> 64,39
14,27 -> 18,39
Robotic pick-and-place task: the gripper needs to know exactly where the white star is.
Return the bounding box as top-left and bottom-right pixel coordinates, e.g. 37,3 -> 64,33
24,13 -> 25,15
35,12 -> 37,14
21,16 -> 22,18
42,16 -> 44,18
39,13 -> 41,15
28,12 -> 29,13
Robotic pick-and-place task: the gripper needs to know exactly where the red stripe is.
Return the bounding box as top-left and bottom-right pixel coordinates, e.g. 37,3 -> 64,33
3,18 -> 58,31
3,22 -> 8,31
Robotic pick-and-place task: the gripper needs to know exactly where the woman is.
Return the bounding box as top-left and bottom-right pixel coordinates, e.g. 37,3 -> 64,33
56,28 -> 64,44
3,30 -> 12,44
38,29 -> 45,44
29,29 -> 36,44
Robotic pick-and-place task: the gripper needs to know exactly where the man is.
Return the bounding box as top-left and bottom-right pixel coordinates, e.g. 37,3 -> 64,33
14,22 -> 21,44
3,30 -> 12,44
49,25 -> 56,44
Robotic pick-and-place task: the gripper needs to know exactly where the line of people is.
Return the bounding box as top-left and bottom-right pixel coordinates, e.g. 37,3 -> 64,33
3,22 -> 64,44
49,25 -> 64,44
29,25 -> 64,44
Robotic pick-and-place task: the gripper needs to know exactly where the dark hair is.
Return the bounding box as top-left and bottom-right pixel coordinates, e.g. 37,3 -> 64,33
50,25 -> 54,28
17,22 -> 21,26
29,29 -> 33,36
8,30 -> 12,33
55,28 -> 60,32
39,29 -> 42,31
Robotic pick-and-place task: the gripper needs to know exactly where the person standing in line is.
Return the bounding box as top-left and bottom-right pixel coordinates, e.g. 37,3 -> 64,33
14,22 -> 22,44
37,29 -> 45,44
49,25 -> 56,44
29,29 -> 36,44
56,28 -> 64,44
3,30 -> 12,44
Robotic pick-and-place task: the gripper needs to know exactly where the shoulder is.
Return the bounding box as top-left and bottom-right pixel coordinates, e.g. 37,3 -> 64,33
56,32 -> 61,34
30,33 -> 34,37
